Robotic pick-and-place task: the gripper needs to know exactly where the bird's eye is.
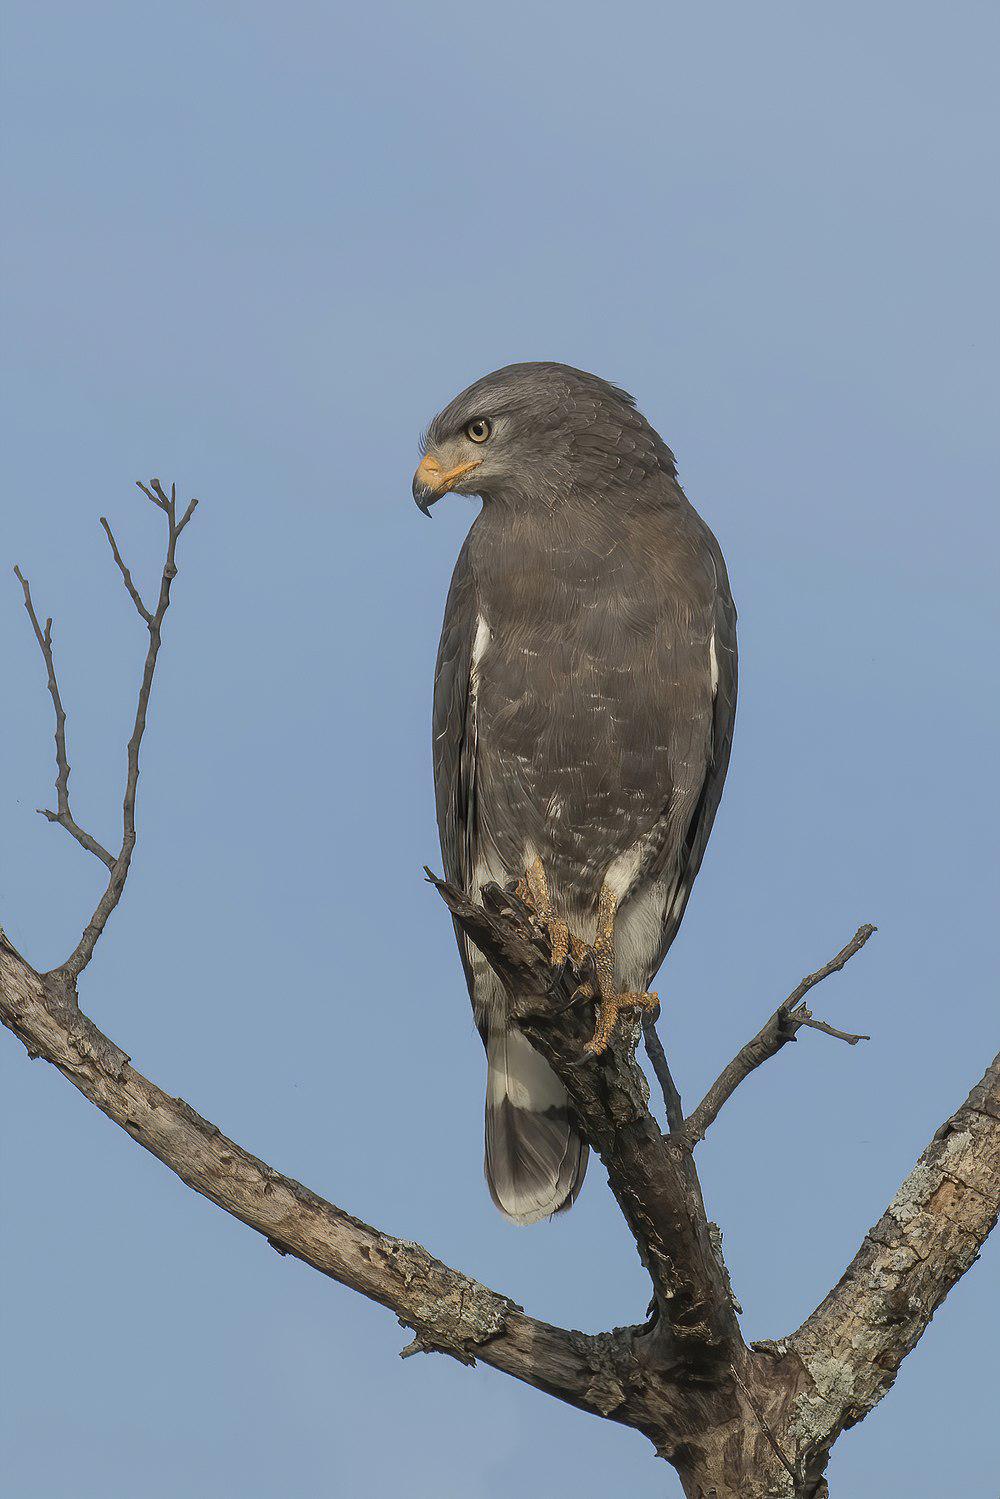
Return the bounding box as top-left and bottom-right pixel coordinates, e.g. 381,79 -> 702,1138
465,417 -> 492,444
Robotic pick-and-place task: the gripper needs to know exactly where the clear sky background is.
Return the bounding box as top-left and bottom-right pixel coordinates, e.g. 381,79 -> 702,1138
1,4 -> 997,1496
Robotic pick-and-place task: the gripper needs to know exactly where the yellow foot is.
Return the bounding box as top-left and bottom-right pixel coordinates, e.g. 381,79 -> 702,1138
584,988 -> 660,1057
579,878 -> 660,1056
516,858 -> 582,972
569,932 -> 590,968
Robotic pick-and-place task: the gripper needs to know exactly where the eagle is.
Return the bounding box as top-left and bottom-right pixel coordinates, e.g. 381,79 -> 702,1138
414,363 -> 737,1225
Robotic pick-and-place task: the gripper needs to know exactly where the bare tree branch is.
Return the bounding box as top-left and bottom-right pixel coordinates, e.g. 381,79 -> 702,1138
99,516 -> 152,623
778,924 -> 877,1013
47,481 -> 195,981
12,565 -> 116,870
683,925 -> 875,1146
0,926 -> 666,1436
785,1051 -> 1000,1487
14,479 -> 197,977
643,1015 -> 685,1133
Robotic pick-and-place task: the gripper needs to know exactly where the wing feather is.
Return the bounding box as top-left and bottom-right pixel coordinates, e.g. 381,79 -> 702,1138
432,540 -> 481,998
647,537 -> 737,978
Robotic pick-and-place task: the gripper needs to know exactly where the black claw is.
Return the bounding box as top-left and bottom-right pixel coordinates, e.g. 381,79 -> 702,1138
548,980 -> 595,1016
565,1045 -> 599,1069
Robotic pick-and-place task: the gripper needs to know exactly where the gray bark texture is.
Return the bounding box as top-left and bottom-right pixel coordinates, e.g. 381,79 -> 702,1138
2,481 -> 998,1498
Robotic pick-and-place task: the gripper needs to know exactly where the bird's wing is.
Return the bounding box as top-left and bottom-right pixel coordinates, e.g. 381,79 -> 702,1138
647,537 -> 738,979
432,538 -> 480,987
433,538 -> 588,1223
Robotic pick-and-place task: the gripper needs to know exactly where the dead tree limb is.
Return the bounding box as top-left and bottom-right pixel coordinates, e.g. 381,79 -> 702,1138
683,925 -> 875,1146
14,478 -> 197,984
0,924 -> 654,1427
12,567 -> 116,870
2,485 -> 997,1499
785,1052 -> 1000,1492
643,1014 -> 685,1133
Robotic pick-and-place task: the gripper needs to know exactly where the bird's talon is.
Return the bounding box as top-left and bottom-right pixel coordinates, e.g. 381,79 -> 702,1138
566,1044 -> 599,1068
551,981 -> 595,1016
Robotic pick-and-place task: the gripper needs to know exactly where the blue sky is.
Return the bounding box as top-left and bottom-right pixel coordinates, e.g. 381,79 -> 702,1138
1,3 -> 997,1495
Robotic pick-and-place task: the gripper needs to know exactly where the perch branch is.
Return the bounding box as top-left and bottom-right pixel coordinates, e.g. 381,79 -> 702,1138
683,925 -> 875,1146
0,928 -> 658,1435
426,869 -> 744,1371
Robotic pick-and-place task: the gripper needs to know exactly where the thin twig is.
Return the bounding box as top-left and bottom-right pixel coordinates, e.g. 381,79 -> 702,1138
781,924 -> 877,1010
136,479 -> 169,511
642,1016 -> 684,1132
12,566 -> 116,870
59,480 -> 198,980
798,1015 -> 869,1044
15,480 -> 198,983
682,925 -> 875,1146
99,518 -> 152,623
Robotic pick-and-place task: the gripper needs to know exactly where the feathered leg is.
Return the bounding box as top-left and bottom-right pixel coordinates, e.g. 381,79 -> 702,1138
583,881 -> 660,1057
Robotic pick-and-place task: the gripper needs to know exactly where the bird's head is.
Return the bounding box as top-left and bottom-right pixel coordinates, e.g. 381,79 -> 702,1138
412,362 -> 675,515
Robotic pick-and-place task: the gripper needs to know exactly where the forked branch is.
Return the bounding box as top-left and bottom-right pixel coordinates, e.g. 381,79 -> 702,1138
683,925 -> 875,1146
14,479 -> 197,983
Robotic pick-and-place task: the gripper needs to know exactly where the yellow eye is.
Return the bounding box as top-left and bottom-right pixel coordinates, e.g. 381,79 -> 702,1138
465,417 -> 492,444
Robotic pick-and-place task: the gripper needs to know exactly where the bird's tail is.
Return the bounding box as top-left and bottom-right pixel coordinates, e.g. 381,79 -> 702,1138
484,1026 -> 588,1225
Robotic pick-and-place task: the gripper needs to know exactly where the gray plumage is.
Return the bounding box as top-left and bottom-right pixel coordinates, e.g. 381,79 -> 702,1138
418,363 -> 737,1224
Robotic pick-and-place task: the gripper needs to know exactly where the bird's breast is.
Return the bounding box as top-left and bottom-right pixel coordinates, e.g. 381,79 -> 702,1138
468,572 -> 680,916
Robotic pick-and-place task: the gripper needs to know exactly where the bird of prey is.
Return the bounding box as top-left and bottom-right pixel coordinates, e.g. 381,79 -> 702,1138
414,363 -> 737,1225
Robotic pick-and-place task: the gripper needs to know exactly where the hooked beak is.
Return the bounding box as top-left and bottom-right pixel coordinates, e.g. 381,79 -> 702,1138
412,454 -> 482,516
